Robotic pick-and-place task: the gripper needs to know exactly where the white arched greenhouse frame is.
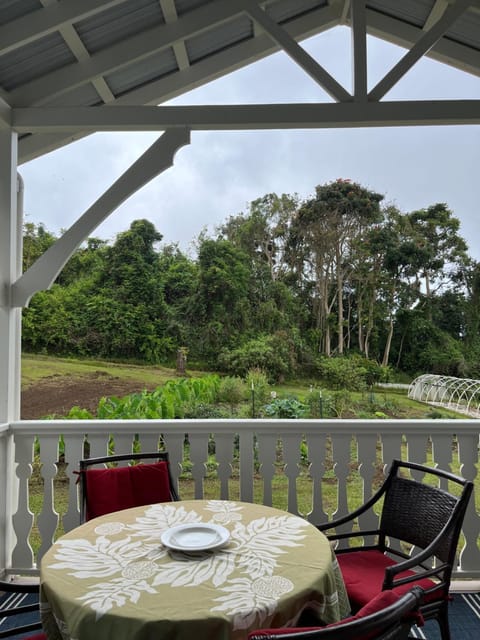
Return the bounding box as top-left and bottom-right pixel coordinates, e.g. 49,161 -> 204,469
408,374 -> 480,418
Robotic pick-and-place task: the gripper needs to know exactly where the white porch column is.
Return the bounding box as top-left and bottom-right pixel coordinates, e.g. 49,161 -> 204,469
0,131 -> 21,423
0,131 -> 21,573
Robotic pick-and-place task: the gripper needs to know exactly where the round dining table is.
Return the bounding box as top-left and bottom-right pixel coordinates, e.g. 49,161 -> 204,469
40,499 -> 350,640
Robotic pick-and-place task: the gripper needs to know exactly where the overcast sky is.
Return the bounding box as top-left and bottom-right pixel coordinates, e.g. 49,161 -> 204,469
20,26 -> 480,258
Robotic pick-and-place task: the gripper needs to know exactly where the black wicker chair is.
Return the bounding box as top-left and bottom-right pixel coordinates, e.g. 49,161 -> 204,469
78,451 -> 179,523
248,586 -> 424,640
317,459 -> 473,640
0,579 -> 46,639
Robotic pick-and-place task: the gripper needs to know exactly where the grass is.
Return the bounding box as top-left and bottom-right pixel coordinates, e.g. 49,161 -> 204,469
21,353 -> 206,388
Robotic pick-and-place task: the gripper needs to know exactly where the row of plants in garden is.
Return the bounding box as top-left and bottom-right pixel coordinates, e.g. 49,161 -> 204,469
61,369 -> 403,421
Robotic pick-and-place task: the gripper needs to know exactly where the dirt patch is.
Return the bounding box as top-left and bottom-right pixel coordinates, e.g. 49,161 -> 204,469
21,372 -> 156,419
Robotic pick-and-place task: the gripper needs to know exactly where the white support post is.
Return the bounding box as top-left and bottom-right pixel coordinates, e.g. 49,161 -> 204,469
0,131 -> 21,574
0,131 -> 21,423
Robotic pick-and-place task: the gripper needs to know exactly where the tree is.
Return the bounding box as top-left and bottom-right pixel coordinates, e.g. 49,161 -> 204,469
22,222 -> 56,272
95,219 -> 169,362
287,179 -> 383,356
220,192 -> 299,282
192,238 -> 252,362
405,204 -> 468,313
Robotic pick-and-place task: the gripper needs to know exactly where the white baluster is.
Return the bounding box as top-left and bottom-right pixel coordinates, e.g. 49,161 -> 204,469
305,431 -> 328,525
161,431 -> 185,497
431,433 -> 453,489
283,433 -> 303,516
257,432 -> 277,507
111,432 -> 134,458
379,431 -> 403,470
87,432 -> 111,458
214,432 -> 233,500
36,435 -> 59,563
189,433 -> 207,499
330,432 -> 354,543
456,432 -> 480,572
11,434 -> 35,569
356,432 -> 379,542
62,432 -> 86,532
239,428 -> 254,503
406,432 -> 430,469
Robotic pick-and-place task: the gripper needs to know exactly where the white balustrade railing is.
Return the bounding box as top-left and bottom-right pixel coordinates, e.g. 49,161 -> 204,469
2,419 -> 480,580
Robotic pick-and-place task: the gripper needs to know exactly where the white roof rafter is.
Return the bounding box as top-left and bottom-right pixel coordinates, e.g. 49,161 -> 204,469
369,0 -> 474,101
242,0 -> 352,101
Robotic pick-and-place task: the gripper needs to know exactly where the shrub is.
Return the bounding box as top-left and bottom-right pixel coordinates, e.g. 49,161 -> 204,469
315,356 -> 366,390
305,389 -> 333,418
263,397 -> 308,419
314,355 -> 389,390
331,390 -> 353,417
217,376 -> 246,415
218,334 -> 294,381
245,368 -> 270,406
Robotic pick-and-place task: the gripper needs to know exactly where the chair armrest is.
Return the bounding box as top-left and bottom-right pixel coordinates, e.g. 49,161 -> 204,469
318,482 -> 388,533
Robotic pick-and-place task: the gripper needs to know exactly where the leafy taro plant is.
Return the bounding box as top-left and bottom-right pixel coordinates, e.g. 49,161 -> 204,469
263,397 -> 308,419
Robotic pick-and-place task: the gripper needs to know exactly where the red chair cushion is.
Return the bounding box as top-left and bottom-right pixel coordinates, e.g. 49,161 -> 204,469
25,634 -> 48,640
85,461 -> 172,520
247,590 -> 403,638
337,550 -> 440,609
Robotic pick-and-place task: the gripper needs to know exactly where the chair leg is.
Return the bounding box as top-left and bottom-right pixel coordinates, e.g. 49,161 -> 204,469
436,605 -> 451,640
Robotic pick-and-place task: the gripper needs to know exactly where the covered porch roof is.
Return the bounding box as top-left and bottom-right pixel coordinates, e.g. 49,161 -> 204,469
1,0 -> 480,424
2,0 -> 480,158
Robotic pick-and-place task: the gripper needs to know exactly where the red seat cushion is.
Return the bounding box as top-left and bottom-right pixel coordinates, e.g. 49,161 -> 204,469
337,550 -> 441,609
247,590 -> 405,638
25,634 -> 48,640
85,461 -> 172,520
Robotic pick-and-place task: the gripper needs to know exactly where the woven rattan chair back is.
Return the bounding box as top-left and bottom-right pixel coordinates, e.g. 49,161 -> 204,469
380,475 -> 460,562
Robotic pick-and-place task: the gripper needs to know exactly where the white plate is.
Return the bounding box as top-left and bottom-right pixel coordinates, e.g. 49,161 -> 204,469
161,523 -> 230,551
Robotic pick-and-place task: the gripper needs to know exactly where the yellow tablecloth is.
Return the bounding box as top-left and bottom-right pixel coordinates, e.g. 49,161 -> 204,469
40,500 -> 349,640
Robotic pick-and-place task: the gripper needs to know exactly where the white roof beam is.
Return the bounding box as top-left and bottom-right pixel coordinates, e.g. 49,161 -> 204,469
242,0 -> 351,102
351,0 -> 367,102
0,0 -> 125,56
9,0 -> 247,107
12,101 -> 480,132
369,0 -> 474,101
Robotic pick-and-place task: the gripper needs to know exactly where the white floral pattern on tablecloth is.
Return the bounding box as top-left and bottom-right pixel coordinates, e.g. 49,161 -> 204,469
47,500 -> 309,628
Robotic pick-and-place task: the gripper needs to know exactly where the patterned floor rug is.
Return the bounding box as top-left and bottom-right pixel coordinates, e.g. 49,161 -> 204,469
0,591 -> 41,639
410,592 -> 480,640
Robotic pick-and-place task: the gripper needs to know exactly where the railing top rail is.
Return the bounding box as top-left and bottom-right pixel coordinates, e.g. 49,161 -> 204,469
8,418 -> 480,437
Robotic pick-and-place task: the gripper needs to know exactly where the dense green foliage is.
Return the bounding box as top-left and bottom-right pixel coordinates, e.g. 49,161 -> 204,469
22,179 -> 479,380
